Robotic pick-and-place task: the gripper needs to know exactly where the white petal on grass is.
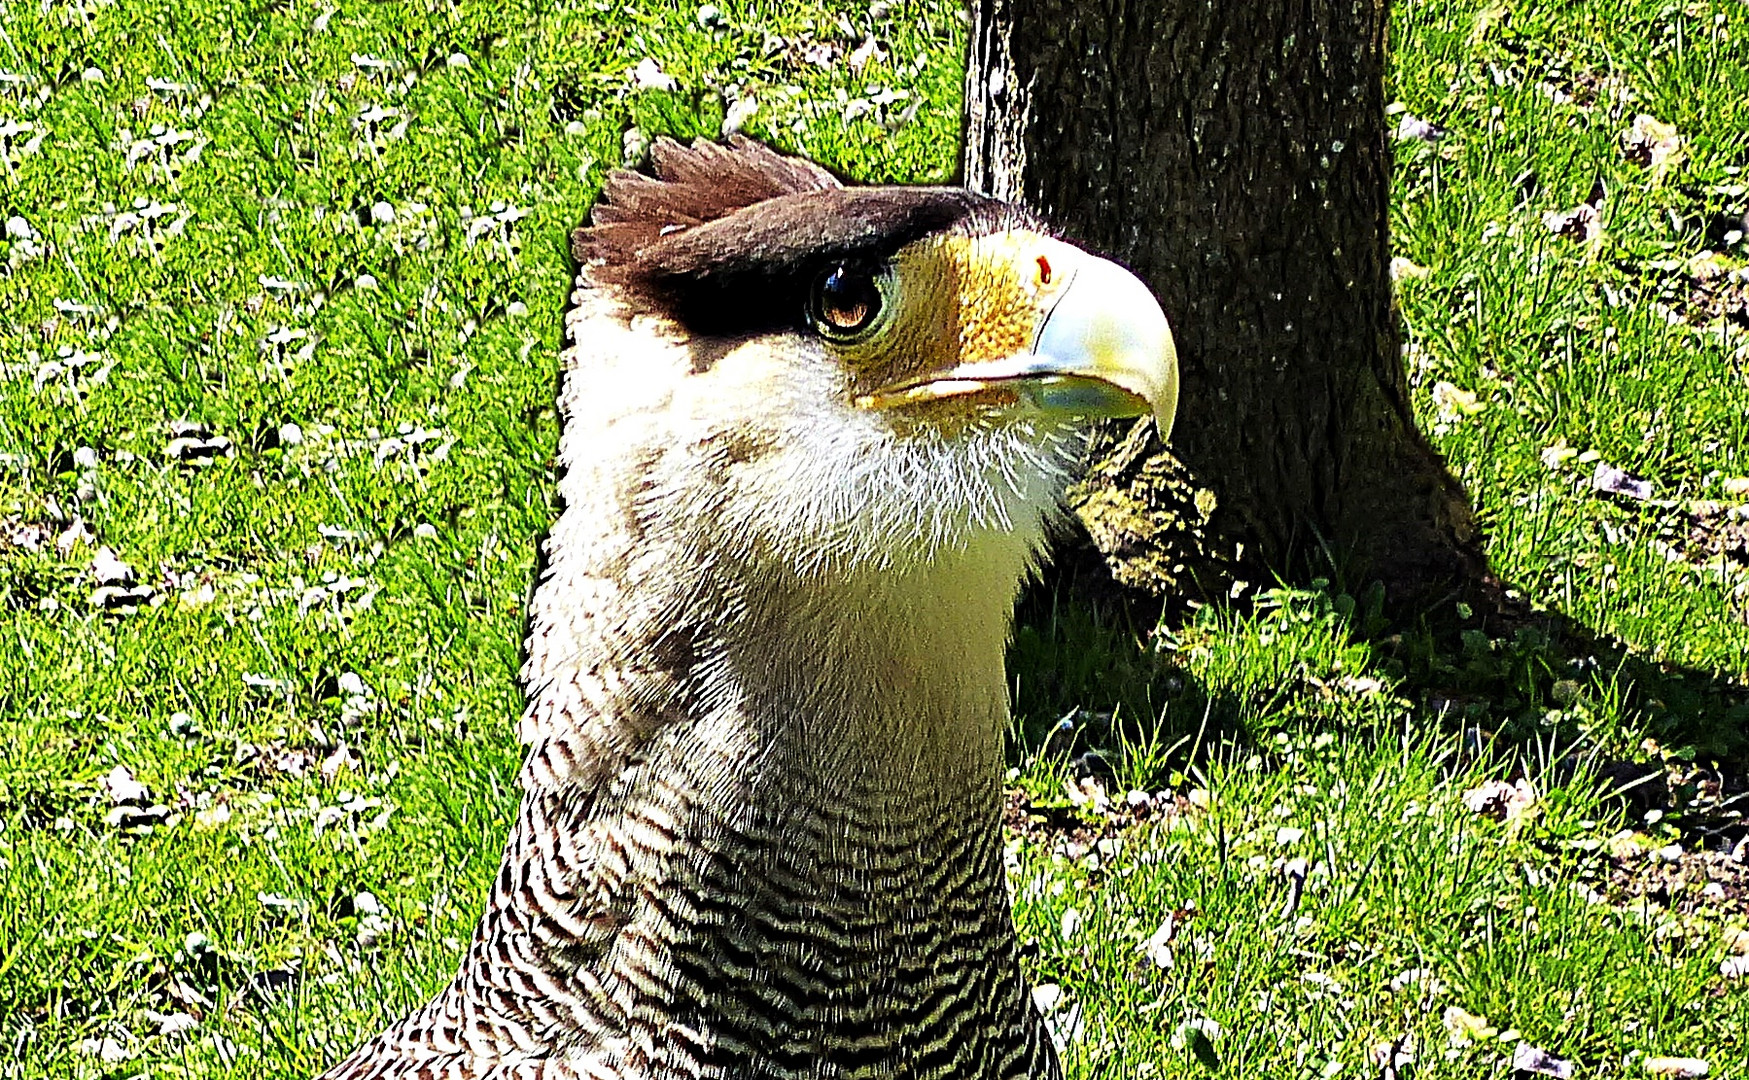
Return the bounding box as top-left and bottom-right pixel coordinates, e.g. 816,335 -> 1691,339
1370,1036 -> 1415,1076
1461,778 -> 1537,822
1442,1005 -> 1497,1046
722,95 -> 759,136
1592,461 -> 1652,500
1395,113 -> 1445,141
848,35 -> 885,74
1544,202 -> 1602,243
100,765 -> 148,805
1388,967 -> 1444,996
152,1011 -> 198,1036
1141,917 -> 1179,969
1541,440 -> 1579,471
242,672 -> 292,695
1389,255 -> 1431,281
623,126 -> 650,165
91,546 -> 135,585
1058,907 -> 1082,940
1170,1017 -> 1222,1047
1432,381 -> 1484,422
1044,1002 -> 1085,1053
78,1037 -> 132,1064
1644,1059 -> 1708,1078
1620,114 -> 1682,170
633,57 -> 677,91
1513,1042 -> 1575,1078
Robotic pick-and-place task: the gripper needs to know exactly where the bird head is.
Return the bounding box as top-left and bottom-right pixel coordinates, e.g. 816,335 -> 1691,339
568,137 -> 1178,580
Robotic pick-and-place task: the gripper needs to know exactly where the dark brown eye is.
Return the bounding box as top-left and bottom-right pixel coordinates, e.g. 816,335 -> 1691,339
810,263 -> 884,340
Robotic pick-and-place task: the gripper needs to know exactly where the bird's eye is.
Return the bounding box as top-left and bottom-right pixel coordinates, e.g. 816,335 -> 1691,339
810,263 -> 885,341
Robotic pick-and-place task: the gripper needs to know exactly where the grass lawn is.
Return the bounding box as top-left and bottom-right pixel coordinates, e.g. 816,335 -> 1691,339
1,0 -> 1745,1077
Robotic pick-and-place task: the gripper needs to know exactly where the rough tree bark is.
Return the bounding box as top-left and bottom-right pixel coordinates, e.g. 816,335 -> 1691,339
963,0 -> 1486,605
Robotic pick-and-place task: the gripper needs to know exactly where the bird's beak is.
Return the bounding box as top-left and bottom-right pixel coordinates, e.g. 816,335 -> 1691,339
856,246 -> 1179,439
1014,250 -> 1179,438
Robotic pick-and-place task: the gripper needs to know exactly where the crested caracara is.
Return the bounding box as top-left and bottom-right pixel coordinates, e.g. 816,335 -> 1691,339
320,136 -> 1177,1080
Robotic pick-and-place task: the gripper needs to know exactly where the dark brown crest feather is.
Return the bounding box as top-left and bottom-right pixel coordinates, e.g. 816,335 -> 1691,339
572,136 -> 1021,336
573,136 -> 840,267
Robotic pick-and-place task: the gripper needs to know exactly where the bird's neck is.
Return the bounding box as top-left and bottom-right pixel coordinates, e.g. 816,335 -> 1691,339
722,533 -> 1029,795
395,526 -> 1054,1076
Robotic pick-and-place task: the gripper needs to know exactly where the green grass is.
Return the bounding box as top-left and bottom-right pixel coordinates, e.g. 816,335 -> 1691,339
2,0 -> 1746,1076
1392,0 -> 1749,678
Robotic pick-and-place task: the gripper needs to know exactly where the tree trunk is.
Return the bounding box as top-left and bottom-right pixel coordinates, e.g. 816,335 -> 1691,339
963,0 -> 1485,605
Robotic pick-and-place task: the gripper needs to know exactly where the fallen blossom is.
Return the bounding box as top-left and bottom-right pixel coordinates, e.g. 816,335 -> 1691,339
1541,440 -> 1580,471
1644,1058 -> 1708,1078
1592,462 -> 1652,501
150,1010 -> 198,1036
848,35 -> 885,74
1514,1042 -> 1575,1078
632,57 -> 676,91
1390,255 -> 1432,281
1544,202 -> 1602,244
1371,1036 -> 1415,1078
1462,777 -> 1537,822
1059,907 -> 1083,940
1432,381 -> 1484,422
100,764 -> 148,804
722,94 -> 758,136
1395,113 -> 1446,141
78,1037 -> 132,1063
1388,967 -> 1444,996
91,546 -> 135,586
1621,115 -> 1682,172
1141,914 -> 1181,970
1442,1005 -> 1497,1046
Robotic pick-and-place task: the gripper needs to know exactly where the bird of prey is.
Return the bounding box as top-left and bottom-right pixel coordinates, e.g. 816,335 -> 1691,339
320,136 -> 1177,1080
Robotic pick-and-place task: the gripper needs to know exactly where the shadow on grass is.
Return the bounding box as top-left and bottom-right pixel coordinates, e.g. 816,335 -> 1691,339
1009,521 -> 1749,795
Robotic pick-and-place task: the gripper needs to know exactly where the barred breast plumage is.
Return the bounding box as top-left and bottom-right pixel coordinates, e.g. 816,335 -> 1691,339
317,137 -> 1177,1080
